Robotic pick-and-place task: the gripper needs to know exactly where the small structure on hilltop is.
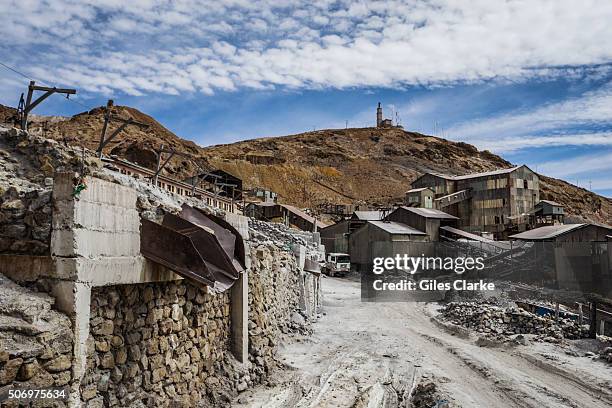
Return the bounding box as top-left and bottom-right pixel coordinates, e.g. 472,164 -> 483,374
376,102 -> 403,129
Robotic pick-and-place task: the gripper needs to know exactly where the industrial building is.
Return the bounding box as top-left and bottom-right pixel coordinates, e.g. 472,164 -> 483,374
410,165 -> 540,239
509,223 -> 612,242
385,207 -> 458,241
320,219 -> 350,254
349,221 -> 426,274
405,187 -> 434,208
103,156 -> 237,213
348,210 -> 386,234
529,200 -> 565,227
184,169 -> 243,201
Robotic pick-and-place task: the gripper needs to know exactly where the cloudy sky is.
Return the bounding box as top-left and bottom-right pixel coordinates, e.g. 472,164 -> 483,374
1,0 -> 611,196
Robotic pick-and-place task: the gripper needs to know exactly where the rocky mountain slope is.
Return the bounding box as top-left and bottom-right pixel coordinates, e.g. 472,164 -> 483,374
1,103 -> 610,225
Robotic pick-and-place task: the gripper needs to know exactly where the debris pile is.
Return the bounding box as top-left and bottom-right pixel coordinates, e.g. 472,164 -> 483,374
598,346 -> 612,364
248,218 -> 319,250
442,302 -> 589,342
410,381 -> 447,408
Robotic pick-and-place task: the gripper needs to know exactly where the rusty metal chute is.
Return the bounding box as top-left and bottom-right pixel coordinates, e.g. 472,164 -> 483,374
140,205 -> 245,292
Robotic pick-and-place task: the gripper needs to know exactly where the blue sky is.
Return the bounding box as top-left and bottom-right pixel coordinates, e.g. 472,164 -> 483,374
1,0 -> 611,197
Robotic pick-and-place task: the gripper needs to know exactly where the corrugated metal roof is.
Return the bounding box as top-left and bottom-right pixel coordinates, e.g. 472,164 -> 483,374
440,226 -> 512,249
353,210 -> 385,221
416,166 -> 524,182
399,206 -> 459,219
369,221 -> 426,235
509,224 -> 586,240
450,166 -> 521,180
538,199 -> 563,207
281,204 -> 331,227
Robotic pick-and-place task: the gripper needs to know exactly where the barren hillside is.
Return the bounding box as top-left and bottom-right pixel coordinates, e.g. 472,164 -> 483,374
2,103 -> 610,224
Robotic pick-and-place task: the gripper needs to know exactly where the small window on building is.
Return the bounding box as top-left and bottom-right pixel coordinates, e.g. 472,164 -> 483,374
523,180 -> 528,189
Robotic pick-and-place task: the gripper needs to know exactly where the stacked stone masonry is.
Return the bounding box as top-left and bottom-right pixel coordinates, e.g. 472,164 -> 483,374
83,281 -> 232,407
0,274 -> 74,407
247,243 -> 305,384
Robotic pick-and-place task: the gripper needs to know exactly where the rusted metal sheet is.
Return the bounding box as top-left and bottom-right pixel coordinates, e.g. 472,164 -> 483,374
178,204 -> 245,272
304,258 -> 321,274
140,205 -> 245,292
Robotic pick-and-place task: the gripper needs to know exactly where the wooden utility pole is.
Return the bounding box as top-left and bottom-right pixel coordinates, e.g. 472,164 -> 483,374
19,81 -> 76,130
589,301 -> 598,339
97,99 -> 149,157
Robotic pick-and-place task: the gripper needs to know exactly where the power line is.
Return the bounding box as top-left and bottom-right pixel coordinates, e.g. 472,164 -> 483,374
0,60 -> 92,111
0,61 -> 36,82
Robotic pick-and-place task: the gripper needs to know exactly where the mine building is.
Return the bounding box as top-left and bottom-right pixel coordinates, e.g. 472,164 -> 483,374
184,169 -> 243,201
509,223 -> 612,243
349,221 -> 427,274
385,207 -> 459,241
528,199 -> 565,227
103,156 -> 237,213
404,187 -> 434,208
349,210 -> 386,234
320,219 -> 350,254
244,187 -> 278,204
410,165 -> 539,239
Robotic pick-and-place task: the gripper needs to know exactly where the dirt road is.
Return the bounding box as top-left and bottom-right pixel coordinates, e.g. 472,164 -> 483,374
234,278 -> 612,407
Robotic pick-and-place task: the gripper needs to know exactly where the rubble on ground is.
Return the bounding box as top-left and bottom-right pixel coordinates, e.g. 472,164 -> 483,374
248,218 -> 319,250
410,381 -> 448,408
441,301 -> 589,343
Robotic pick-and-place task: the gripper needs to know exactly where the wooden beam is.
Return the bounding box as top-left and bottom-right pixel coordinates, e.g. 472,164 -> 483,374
96,99 -> 150,157
20,80 -> 77,130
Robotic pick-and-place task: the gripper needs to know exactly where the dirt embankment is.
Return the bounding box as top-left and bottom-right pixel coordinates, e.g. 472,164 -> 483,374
2,103 -> 610,225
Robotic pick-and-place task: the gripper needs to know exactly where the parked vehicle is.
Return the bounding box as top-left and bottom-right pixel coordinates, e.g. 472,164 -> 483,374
322,253 -> 351,277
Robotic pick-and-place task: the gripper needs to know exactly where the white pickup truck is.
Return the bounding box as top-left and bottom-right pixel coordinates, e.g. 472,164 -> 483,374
322,253 -> 351,277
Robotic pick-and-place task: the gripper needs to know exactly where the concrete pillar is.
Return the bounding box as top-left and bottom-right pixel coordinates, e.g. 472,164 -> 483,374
51,281 -> 91,408
230,271 -> 249,364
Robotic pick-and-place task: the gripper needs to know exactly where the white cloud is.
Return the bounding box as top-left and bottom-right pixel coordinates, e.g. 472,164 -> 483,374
448,83 -> 612,143
1,0 -> 612,96
538,151 -> 612,179
467,132 -> 612,153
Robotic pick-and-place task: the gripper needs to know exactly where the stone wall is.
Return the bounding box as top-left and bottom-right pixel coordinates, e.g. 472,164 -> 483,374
82,281 -> 234,407
0,127 -> 99,256
0,274 -> 74,406
78,242 -> 310,407
0,186 -> 52,255
247,243 -> 305,385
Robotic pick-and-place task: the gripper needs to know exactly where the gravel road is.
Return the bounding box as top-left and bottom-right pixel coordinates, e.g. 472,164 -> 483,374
233,277 -> 612,407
